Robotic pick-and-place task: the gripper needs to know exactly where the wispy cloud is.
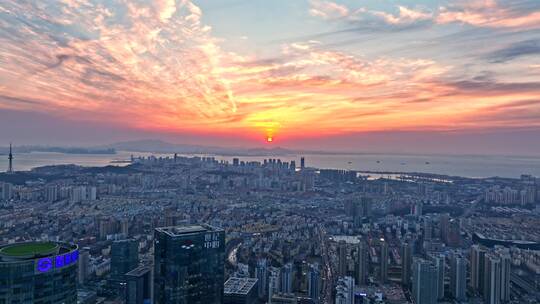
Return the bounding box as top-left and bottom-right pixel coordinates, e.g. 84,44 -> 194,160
486,39 -> 540,62
437,0 -> 540,29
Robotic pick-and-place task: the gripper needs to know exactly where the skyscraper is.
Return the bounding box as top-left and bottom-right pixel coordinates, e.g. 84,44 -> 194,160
280,263 -> 293,294
256,258 -> 268,299
440,213 -> 450,243
435,254 -> 445,300
154,224 -> 225,304
300,157 -> 305,170
450,255 -> 467,301
423,218 -> 433,240
111,239 -> 139,280
356,240 -> 368,286
268,267 -> 280,303
307,263 -> 320,303
483,251 -> 511,304
352,197 -> 372,228
125,265 -> 152,304
0,241 -> 78,303
484,254 -> 501,304
1,182 -> 13,201
335,276 -> 355,304
470,245 -> 487,293
447,219 -> 462,247
412,259 -> 438,304
499,252 -> 511,303
78,247 -> 90,285
380,239 -> 388,283
401,241 -> 413,287
338,240 -> 348,277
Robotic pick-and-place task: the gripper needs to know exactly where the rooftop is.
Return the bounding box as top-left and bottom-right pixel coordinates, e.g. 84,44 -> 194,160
125,265 -> 152,277
0,242 -> 58,258
224,277 -> 258,295
156,224 -> 222,237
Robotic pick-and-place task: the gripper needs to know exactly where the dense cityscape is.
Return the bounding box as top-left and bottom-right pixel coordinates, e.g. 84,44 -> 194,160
1,147 -> 539,304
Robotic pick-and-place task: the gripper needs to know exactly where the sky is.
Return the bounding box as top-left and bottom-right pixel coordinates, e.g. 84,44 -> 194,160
0,0 -> 539,154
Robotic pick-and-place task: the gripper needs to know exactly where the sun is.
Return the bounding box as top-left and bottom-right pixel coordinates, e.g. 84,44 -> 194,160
266,136 -> 273,143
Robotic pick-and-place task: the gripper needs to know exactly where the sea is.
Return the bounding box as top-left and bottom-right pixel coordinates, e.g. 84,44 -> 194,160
1,151 -> 539,179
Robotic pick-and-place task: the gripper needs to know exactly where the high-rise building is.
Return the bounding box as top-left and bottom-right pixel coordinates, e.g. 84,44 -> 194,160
154,224 -> 225,304
338,241 -> 348,277
412,201 -> 423,216
307,263 -> 320,303
484,254 -> 501,304
447,219 -> 461,247
125,265 -> 152,304
352,197 -> 372,227
401,241 -> 413,287
111,239 -> 139,280
380,239 -> 388,283
280,263 -> 293,294
121,218 -> 130,236
412,259 -> 438,304
268,267 -> 280,303
1,182 -> 13,201
256,258 -> 268,299
356,240 -> 368,286
0,241 -> 79,303
440,214 -> 450,243
470,245 -> 487,293
224,277 -> 258,304
46,185 -> 59,202
483,251 -> 511,304
290,160 -> 296,172
499,253 -> 511,303
78,247 -> 90,285
435,254 -> 445,300
335,276 -> 355,304
450,255 -> 467,301
423,218 -> 433,240
300,157 -> 305,170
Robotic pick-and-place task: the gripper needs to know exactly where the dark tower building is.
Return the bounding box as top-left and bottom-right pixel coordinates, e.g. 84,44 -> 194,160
154,224 -> 225,304
300,157 -> 305,170
380,239 -> 389,283
356,240 -> 369,286
125,265 -> 153,304
0,241 -> 78,303
412,259 -> 438,304
401,241 -> 413,287
338,241 -> 347,277
111,239 -> 139,280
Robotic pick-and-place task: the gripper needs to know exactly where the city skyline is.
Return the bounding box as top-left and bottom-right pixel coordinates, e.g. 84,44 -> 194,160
0,0 -> 539,154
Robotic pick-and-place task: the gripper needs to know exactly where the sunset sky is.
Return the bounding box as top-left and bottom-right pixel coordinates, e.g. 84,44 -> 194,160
0,0 -> 539,154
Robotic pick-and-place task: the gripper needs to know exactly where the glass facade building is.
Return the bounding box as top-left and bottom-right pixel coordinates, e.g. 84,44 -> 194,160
0,241 -> 78,303
154,224 -> 225,304
125,265 -> 152,304
111,239 -> 139,279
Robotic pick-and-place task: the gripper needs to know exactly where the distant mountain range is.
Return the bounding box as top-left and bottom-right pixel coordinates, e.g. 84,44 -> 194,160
101,139 -> 299,156
2,146 -> 116,155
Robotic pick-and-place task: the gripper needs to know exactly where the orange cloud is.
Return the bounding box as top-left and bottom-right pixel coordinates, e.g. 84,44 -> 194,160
0,0 -> 539,141
437,0 -> 540,29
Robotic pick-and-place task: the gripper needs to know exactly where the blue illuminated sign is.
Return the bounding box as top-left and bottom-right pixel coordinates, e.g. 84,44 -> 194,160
36,249 -> 79,273
36,257 -> 53,272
